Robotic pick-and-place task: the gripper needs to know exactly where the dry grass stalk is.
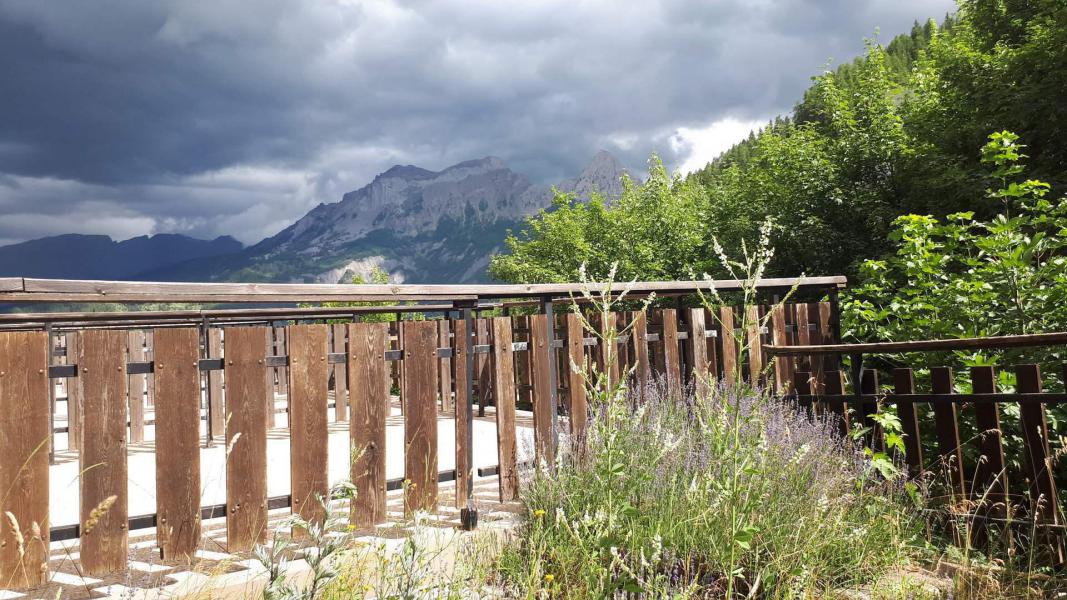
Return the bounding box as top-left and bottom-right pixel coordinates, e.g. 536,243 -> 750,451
3,511 -> 24,560
83,495 -> 117,535
226,432 -> 242,456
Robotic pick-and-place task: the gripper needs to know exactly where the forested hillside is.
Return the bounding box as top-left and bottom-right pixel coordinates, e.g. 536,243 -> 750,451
490,0 -> 1067,283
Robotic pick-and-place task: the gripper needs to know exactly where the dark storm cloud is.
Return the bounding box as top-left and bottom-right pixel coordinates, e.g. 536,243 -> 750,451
0,0 -> 956,245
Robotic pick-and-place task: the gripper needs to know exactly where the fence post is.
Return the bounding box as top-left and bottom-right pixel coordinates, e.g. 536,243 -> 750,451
459,304 -> 478,529
543,298 -> 559,469
1016,364 -> 1065,563
0,331 -> 50,587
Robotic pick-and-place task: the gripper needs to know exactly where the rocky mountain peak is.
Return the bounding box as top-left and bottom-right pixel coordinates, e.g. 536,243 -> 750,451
156,151 -> 630,284
559,149 -> 629,198
377,164 -> 435,181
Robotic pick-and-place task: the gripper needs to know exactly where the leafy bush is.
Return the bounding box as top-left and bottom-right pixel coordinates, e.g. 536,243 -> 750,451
844,131 -> 1067,353
498,380 -> 921,597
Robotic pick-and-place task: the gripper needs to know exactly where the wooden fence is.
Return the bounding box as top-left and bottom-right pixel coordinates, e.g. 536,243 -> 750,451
0,277 -> 845,587
766,331 -> 1067,564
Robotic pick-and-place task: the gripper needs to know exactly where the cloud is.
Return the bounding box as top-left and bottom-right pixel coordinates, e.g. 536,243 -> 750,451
670,118 -> 769,175
0,0 -> 956,244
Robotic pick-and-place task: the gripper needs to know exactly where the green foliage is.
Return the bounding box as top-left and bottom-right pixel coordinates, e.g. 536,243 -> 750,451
303,267 -> 420,323
498,379 -> 919,598
843,131 -> 1067,525
492,0 -> 1066,293
844,132 -> 1067,348
499,265 -> 918,598
489,157 -> 712,283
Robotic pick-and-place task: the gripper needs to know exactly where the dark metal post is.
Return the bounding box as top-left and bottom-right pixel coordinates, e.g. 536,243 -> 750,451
543,297 -> 559,468
202,315 -> 214,448
460,303 -> 478,529
46,322 -> 55,464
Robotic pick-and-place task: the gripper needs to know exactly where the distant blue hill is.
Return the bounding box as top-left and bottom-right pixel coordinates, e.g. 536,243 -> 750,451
0,233 -> 243,280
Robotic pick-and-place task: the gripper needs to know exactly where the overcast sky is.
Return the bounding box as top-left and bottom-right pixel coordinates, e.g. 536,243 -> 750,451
0,0 -> 956,247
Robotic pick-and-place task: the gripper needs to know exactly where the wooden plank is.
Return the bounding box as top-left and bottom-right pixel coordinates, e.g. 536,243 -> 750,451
491,317 -> 519,501
402,321 -> 439,515
770,305 -> 791,395
630,311 -> 651,400
515,316 -> 533,412
1016,364 -> 1064,562
766,330 -> 1067,356
331,324 -> 348,421
793,370 -> 813,411
288,325 -> 329,532
745,305 -> 763,385
223,326 -> 269,552
930,367 -> 966,500
616,312 -> 632,375
703,308 -> 719,385
529,314 -> 555,464
144,331 -> 155,407
649,310 -> 666,377
719,307 -> 738,386
565,312 -> 589,438
274,327 -> 288,396
969,366 -> 1006,547
0,277 -> 23,292
892,368 -> 924,478
153,328 -> 202,560
970,367 -> 1006,512
0,331 -> 50,587
452,319 -> 471,509
661,308 -> 682,395
859,369 -> 880,449
348,322 -> 390,527
438,320 -> 453,412
11,276 -> 846,303
207,329 -> 225,438
816,301 -> 835,374
476,319 -> 491,417
65,331 -> 82,451
266,328 -> 279,429
127,330 -> 146,443
77,330 -> 128,576
793,304 -> 811,370
688,308 -> 710,397
596,312 -> 621,389
824,370 -> 849,437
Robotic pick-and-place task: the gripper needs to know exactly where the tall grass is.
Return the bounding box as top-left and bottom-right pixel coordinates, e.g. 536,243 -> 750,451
498,379 -> 922,597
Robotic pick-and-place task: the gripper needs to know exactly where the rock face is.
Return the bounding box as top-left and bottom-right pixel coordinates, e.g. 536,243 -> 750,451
149,151 -> 628,283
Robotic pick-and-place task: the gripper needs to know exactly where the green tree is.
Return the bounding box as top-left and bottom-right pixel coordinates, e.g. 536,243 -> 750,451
844,132 -> 1066,349
489,157 -> 711,283
305,267 -> 415,323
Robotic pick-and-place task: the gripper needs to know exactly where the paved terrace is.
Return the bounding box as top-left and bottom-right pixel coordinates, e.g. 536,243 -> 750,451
48,392 -> 535,529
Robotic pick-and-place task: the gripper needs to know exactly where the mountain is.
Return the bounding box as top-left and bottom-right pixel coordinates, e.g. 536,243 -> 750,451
0,233 -> 242,280
147,151 -> 628,284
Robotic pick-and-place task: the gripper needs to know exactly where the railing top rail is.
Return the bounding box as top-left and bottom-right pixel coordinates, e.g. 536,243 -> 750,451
765,331 -> 1067,356
0,302 -> 472,329
0,275 -> 846,304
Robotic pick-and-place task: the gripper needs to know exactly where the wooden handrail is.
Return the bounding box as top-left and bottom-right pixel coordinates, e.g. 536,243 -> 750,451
0,275 -> 846,304
765,331 -> 1067,355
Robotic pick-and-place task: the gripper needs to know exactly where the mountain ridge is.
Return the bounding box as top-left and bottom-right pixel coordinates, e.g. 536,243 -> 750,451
0,233 -> 242,281
137,151 -> 630,284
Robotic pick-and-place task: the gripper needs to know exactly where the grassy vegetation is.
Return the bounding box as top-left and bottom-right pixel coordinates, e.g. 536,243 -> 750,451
497,379 -> 921,597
